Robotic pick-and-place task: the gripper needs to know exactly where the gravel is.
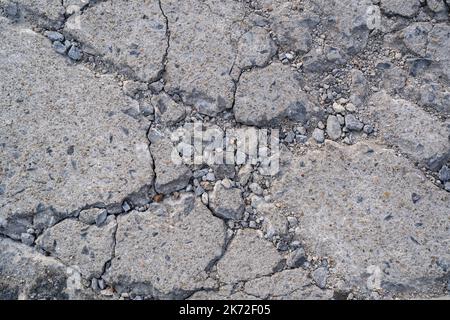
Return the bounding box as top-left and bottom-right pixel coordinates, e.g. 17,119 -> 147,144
312,128 -> 325,143
345,114 -> 364,131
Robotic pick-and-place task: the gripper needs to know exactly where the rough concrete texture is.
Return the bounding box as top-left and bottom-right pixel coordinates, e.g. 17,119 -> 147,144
217,229 -> 283,283
36,217 -> 117,279
1,0 -> 450,301
270,142 -> 450,298
0,18 -> 153,240
0,237 -> 95,299
367,91 -> 450,170
235,63 -> 321,127
105,194 -> 226,299
0,0 -> 65,29
65,0 -> 167,82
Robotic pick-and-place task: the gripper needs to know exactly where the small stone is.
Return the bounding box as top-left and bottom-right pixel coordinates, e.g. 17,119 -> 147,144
249,182 -> 263,196
345,103 -> 356,112
332,102 -> 346,114
78,208 -> 106,224
21,232 -> 35,246
238,164 -> 253,186
91,278 -> 99,291
201,192 -> 209,205
261,205 -> 289,239
98,279 -> 106,290
100,288 -> 113,296
122,201 -> 131,212
193,169 -> 209,179
152,93 -> 186,125
52,41 -> 67,54
363,124 -> 374,134
149,80 -> 164,94
194,186 -> 205,196
438,166 -> 450,182
221,178 -> 232,189
286,248 -> 307,268
345,114 -> 364,131
411,193 -> 421,204
95,210 -> 108,227
285,52 -> 295,60
445,182 -> 450,192
326,115 -> 341,141
312,267 -> 328,289
287,216 -> 298,227
68,45 -> 82,61
296,126 -> 307,135
312,128 -> 325,143
205,172 -> 215,182
296,135 -> 308,144
45,31 -> 64,42
284,131 -> 295,143
209,184 -> 245,220
123,80 -> 148,97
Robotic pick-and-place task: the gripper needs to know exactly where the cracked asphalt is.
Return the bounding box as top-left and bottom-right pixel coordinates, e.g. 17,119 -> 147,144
0,0 -> 449,300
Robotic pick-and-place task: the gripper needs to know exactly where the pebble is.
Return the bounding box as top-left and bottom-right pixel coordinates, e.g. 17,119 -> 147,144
296,135 -> 308,144
45,31 -> 64,42
201,192 -> 209,205
68,45 -> 83,61
345,114 -> 364,131
193,168 -> 209,179
91,278 -> 99,291
312,267 -> 328,289
221,178 -> 232,189
249,182 -> 263,196
287,216 -> 298,227
445,182 -> 450,192
296,126 -> 307,135
326,115 -> 342,141
345,103 -> 356,112
363,124 -> 374,134
98,279 -> 106,290
438,165 -> 450,182
286,248 -> 307,268
195,186 -> 205,196
52,41 -> 67,54
95,210 -> 108,227
205,172 -> 216,182
332,102 -> 346,114
284,131 -> 295,143
312,128 -> 325,143
290,240 -> 301,248
122,201 -> 131,212
21,233 -> 35,246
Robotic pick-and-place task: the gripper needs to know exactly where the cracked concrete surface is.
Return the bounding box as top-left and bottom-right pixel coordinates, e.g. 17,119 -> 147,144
0,0 -> 449,300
